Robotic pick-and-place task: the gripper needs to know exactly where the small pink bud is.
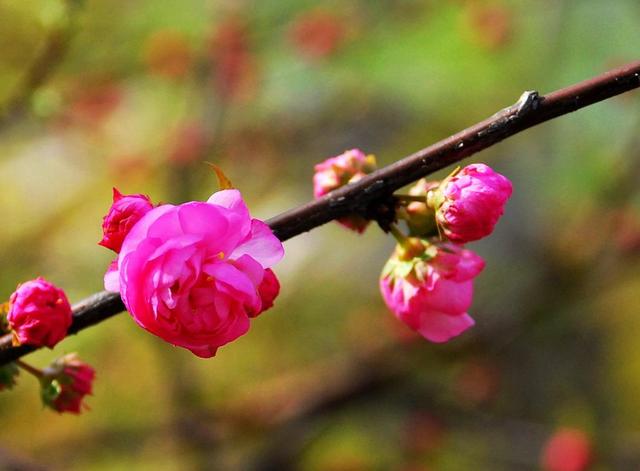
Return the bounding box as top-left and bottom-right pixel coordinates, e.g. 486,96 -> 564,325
541,428 -> 593,471
379,241 -> 484,343
98,188 -> 154,253
7,277 -> 72,348
313,149 -> 377,233
430,164 -> 512,243
41,353 -> 95,414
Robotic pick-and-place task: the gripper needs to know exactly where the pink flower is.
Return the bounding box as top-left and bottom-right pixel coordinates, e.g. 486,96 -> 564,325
429,164 -> 512,243
541,428 -> 593,471
379,241 -> 484,343
105,189 -> 284,358
313,148 -> 376,233
7,277 -> 72,348
99,188 -> 154,253
41,353 -> 95,414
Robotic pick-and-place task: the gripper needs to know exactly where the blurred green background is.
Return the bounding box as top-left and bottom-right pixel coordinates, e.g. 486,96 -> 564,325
0,0 -> 639,469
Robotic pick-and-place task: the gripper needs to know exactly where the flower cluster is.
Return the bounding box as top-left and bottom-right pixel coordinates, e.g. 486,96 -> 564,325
380,164 -> 512,342
100,188 -> 284,357
1,277 -> 95,414
312,152 -> 512,343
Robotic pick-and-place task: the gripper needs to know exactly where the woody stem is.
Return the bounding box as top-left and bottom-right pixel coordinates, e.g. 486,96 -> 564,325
15,359 -> 43,378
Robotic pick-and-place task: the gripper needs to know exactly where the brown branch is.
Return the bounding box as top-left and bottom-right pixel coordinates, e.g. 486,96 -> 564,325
1,60 -> 639,366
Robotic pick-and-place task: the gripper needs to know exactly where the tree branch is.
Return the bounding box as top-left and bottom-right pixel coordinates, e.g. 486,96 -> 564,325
1,60 -> 639,365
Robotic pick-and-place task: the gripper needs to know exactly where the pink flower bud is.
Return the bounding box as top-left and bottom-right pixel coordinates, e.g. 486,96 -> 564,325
98,188 -> 154,253
541,428 -> 593,471
104,189 -> 284,358
7,277 -> 72,348
41,353 -> 95,414
379,241 -> 484,343
313,149 -> 377,233
430,164 -> 512,243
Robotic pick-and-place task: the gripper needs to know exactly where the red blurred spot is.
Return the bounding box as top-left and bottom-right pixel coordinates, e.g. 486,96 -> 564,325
209,18 -> 258,102
403,412 -> 446,455
108,153 -> 151,180
541,428 -> 593,471
143,30 -> 192,79
167,121 -> 208,165
453,358 -> 501,405
289,9 -> 347,60
611,208 -> 640,254
464,3 -> 512,50
62,80 -> 122,128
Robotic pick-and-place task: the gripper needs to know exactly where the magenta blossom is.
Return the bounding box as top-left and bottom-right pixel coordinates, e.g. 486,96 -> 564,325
380,240 -> 484,343
41,353 -> 95,414
7,277 -> 72,348
428,164 -> 512,243
99,188 -> 154,253
104,189 -> 284,358
313,148 -> 376,233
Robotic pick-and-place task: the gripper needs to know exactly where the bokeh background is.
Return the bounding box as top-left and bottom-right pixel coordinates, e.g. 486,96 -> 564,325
0,0 -> 639,470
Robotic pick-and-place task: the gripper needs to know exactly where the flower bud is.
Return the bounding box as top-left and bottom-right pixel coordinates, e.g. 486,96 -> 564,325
41,353 -> 95,414
98,188 -> 154,253
380,240 -> 484,343
7,277 -> 72,348
404,179 -> 439,237
429,164 -> 512,243
313,149 -> 377,233
0,363 -> 19,391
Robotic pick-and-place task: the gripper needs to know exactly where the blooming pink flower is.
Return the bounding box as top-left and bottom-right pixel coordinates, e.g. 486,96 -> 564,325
105,189 -> 284,358
379,241 -> 484,343
41,353 -> 95,414
7,277 -> 72,348
541,428 -> 593,471
313,148 -> 376,233
429,164 -> 512,243
98,188 -> 154,253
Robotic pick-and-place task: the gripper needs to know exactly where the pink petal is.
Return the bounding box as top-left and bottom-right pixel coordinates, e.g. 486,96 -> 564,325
231,219 -> 284,268
104,259 -> 120,292
417,312 -> 475,343
207,189 -> 249,217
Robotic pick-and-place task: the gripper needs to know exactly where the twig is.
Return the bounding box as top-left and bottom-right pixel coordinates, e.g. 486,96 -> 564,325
0,61 -> 639,365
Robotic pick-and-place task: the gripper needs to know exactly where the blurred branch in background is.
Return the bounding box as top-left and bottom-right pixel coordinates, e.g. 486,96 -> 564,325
0,0 -> 81,132
0,60 -> 639,366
